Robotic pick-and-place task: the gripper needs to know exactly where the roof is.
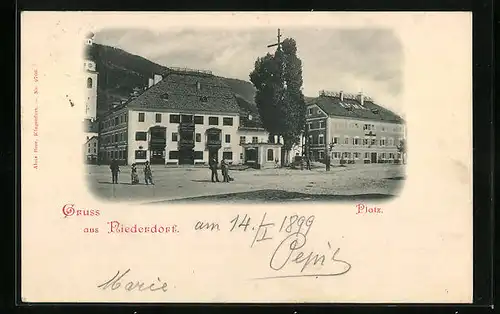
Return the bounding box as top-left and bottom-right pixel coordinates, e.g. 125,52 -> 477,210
307,95 -> 404,123
125,70 -> 240,114
234,95 -> 264,128
83,118 -> 99,133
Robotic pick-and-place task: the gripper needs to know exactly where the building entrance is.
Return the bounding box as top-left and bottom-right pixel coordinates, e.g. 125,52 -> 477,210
149,126 -> 166,164
245,147 -> 258,164
179,148 -> 194,165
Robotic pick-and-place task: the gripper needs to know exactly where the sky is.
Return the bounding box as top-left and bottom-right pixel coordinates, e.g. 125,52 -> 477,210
94,27 -> 404,115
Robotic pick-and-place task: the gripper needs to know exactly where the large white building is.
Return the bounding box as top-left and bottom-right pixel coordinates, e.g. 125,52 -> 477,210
98,68 -> 283,168
305,90 -> 405,164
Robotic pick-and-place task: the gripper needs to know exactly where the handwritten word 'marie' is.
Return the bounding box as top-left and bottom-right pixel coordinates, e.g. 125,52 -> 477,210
97,269 -> 168,292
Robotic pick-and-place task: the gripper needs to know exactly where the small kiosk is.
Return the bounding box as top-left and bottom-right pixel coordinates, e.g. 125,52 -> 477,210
241,142 -> 283,169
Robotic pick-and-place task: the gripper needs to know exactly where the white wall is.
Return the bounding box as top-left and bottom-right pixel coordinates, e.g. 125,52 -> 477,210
326,116 -> 405,162
84,71 -> 98,120
127,109 -> 240,165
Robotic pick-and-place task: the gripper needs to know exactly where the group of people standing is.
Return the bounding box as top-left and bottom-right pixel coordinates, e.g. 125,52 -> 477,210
109,157 -> 232,185
109,159 -> 154,185
209,157 -> 232,183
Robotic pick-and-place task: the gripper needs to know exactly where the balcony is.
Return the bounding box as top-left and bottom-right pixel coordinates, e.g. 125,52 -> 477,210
206,139 -> 222,149
150,138 -> 166,144
179,139 -> 195,147
179,122 -> 195,132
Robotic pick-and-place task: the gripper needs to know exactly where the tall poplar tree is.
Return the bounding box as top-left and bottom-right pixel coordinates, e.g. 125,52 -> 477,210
249,37 -> 306,164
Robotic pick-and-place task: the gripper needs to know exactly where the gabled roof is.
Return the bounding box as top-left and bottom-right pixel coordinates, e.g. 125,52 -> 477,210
84,135 -> 98,145
307,95 -> 404,123
125,70 -> 240,114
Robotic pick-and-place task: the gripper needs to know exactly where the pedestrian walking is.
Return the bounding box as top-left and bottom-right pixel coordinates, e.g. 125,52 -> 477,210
131,163 -> 139,184
109,159 -> 120,184
209,156 -> 220,183
144,161 -> 154,185
221,159 -> 230,183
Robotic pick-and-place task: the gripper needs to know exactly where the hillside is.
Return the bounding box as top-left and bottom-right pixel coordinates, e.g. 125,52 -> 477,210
85,43 -> 258,116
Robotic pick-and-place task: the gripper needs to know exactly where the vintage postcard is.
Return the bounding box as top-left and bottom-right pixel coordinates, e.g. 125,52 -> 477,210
21,12 -> 472,303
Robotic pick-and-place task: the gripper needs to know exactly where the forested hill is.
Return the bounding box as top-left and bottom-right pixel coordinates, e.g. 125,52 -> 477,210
85,43 -> 259,116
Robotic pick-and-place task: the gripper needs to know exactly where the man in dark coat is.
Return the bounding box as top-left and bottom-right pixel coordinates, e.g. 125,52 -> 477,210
109,159 -> 120,184
221,159 -> 230,183
209,156 -> 220,183
144,160 -> 154,185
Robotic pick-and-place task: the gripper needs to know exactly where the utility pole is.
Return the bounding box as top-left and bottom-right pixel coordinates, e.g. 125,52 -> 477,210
267,28 -> 286,89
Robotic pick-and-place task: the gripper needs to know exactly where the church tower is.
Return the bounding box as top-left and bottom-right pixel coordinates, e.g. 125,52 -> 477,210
84,32 -> 98,120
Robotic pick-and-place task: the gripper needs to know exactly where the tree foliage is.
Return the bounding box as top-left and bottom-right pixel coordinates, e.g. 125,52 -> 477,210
249,37 -> 306,154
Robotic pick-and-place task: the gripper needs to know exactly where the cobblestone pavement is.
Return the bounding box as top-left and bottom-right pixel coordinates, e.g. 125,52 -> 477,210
85,164 -> 406,203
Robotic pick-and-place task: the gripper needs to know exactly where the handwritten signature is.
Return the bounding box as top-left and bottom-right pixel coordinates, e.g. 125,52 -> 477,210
195,213 -> 352,280
251,214 -> 352,280
97,269 -> 168,292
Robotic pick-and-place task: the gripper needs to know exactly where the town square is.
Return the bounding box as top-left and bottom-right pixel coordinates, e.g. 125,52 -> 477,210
86,163 -> 405,203
82,27 -> 407,202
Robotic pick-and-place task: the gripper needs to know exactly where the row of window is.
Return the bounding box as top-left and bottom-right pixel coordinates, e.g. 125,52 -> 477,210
308,121 -> 325,130
240,136 -> 260,144
86,148 -> 97,154
322,121 -> 404,133
101,132 -> 127,145
87,142 -> 97,148
101,131 -> 265,146
135,131 -> 232,143
133,133 -> 263,144
132,150 -> 235,161
310,135 -> 402,146
329,152 -> 400,159
137,113 -> 234,126
103,150 -> 127,160
307,107 -> 321,116
101,113 -> 128,130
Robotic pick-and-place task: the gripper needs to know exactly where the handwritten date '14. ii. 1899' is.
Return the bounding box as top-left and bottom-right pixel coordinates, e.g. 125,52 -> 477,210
228,213 -> 352,280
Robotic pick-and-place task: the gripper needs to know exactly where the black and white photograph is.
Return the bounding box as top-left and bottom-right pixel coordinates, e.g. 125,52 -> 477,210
83,27 -> 407,203
22,12 -> 474,303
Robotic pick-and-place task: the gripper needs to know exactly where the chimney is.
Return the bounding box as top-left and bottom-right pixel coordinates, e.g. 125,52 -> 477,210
358,91 -> 364,106
153,74 -> 162,85
148,78 -> 154,88
340,91 -> 344,101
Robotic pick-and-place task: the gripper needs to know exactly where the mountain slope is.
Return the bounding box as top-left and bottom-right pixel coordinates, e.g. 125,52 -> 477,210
85,43 -> 259,116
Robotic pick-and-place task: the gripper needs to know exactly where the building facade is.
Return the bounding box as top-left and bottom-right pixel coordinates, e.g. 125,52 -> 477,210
84,136 -> 99,163
98,68 -> 280,167
306,90 -> 405,164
